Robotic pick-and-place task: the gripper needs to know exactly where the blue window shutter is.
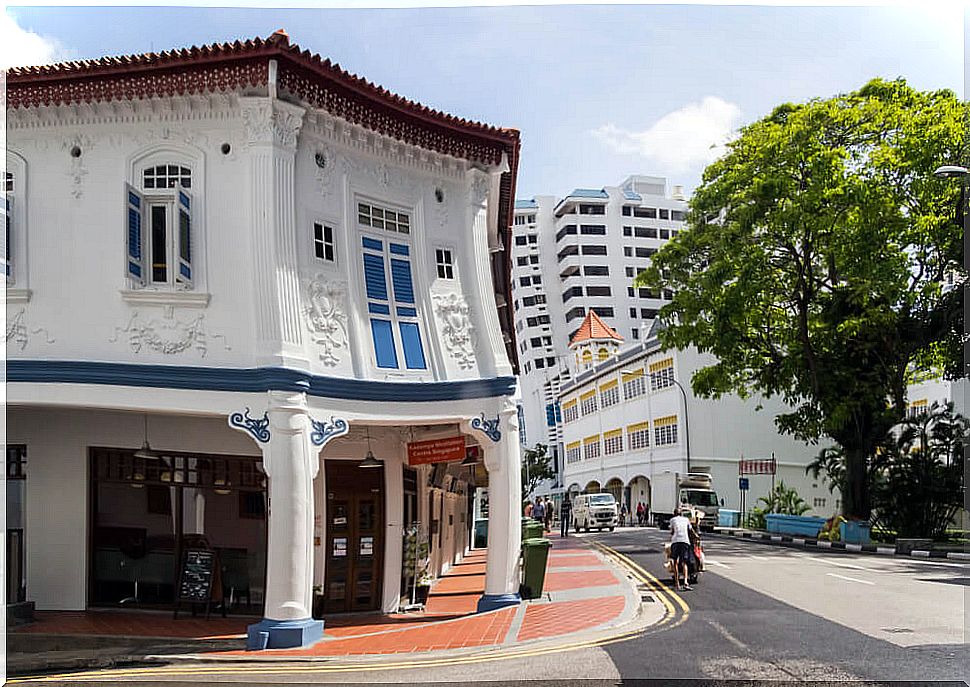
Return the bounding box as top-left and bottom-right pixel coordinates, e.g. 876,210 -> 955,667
368,303 -> 390,316
389,242 -> 409,256
390,258 -> 415,304
363,253 -> 388,301
125,184 -> 144,284
362,236 -> 383,252
3,195 -> 11,280
176,188 -> 192,286
371,319 -> 398,368
399,322 -> 427,369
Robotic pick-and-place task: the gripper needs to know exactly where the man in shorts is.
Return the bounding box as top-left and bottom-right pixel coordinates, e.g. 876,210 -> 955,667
669,506 -> 693,591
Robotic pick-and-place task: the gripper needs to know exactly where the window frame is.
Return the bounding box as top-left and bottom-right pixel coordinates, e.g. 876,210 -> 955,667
311,218 -> 338,266
434,246 -> 456,280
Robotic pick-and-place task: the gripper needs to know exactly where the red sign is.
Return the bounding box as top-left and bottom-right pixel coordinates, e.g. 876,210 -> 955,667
407,436 -> 467,466
739,457 -> 777,475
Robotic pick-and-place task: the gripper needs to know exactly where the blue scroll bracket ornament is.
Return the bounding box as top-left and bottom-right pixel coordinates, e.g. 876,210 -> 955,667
309,416 -> 350,449
228,407 -> 271,444
470,413 -> 501,443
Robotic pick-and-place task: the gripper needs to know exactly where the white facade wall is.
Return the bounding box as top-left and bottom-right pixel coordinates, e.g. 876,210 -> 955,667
559,341 -> 835,517
6,55 -> 524,637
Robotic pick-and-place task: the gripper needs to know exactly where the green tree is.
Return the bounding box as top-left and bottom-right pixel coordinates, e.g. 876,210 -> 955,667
636,79 -> 967,519
521,443 -> 555,503
869,401 -> 967,539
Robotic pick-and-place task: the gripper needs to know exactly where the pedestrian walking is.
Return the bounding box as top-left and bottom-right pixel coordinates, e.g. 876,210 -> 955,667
544,497 -> 554,532
620,502 -> 628,527
669,506 -> 693,591
559,495 -> 572,538
532,498 -> 544,525
636,502 -> 645,527
524,501 -> 533,518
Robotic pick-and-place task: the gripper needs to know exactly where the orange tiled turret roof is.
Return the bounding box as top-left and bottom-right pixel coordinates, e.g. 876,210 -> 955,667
569,311 -> 624,346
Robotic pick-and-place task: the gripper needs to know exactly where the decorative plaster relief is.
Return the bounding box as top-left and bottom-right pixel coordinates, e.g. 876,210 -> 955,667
432,292 -> 476,370
109,310 -> 230,357
342,155 -> 419,195
241,101 -> 305,148
5,308 -> 55,351
62,133 -> 94,200
228,408 -> 271,444
470,173 -> 489,206
303,278 -> 348,367
313,146 -> 338,201
470,413 -> 502,443
309,416 -> 350,448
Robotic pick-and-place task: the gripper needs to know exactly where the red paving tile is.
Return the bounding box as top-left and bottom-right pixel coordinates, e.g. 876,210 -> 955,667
517,596 -> 626,641
543,569 -> 621,592
547,554 -> 604,568
12,611 -> 250,639
226,607 -> 517,656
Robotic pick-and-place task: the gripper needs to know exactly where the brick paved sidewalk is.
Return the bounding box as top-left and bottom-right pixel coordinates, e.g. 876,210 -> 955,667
9,534 -> 641,672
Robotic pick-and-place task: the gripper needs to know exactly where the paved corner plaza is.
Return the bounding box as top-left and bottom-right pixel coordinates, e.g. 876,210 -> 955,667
5,30 -> 528,652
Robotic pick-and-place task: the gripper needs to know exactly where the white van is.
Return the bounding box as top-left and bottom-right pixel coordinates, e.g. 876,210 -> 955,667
572,493 -> 619,532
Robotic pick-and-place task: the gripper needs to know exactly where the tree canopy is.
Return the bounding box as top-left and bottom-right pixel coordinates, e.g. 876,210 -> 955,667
521,443 -> 556,503
636,79 -> 968,519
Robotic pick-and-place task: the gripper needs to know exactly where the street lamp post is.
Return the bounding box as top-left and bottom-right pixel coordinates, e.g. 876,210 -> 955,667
670,378 -> 692,474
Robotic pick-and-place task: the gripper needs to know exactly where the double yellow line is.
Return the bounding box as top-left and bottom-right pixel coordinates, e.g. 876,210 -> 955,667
11,543 -> 687,683
591,540 -> 690,631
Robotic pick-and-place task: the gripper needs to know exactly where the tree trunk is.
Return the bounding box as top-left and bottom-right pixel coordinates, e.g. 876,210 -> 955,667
842,448 -> 871,520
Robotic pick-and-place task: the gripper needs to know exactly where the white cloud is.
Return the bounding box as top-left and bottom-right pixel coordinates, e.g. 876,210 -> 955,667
592,96 -> 742,175
0,11 -> 72,70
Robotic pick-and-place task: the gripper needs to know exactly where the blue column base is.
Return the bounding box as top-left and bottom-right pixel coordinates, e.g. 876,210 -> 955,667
476,593 -> 521,613
246,617 -> 325,650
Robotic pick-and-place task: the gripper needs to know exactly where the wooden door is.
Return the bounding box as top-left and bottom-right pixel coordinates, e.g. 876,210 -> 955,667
323,462 -> 384,614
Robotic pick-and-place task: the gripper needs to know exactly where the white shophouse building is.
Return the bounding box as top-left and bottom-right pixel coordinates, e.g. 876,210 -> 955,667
5,31 -> 524,649
508,177 -> 687,499
558,314 -> 835,519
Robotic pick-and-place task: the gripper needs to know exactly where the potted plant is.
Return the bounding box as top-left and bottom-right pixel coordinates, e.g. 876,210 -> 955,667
413,571 -> 434,605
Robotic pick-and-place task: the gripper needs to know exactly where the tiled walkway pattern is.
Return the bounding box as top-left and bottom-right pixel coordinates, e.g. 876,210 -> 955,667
15,535 -> 631,657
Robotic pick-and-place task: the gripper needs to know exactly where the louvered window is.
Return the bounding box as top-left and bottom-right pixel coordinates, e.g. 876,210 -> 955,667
128,164 -> 194,289
360,233 -> 426,371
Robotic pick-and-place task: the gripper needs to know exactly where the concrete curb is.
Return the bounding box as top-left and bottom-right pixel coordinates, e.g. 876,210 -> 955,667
710,527 -> 969,560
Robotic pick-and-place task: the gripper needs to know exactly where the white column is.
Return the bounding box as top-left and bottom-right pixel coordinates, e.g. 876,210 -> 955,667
228,392 -> 324,650
240,96 -> 308,368
463,399 -> 522,611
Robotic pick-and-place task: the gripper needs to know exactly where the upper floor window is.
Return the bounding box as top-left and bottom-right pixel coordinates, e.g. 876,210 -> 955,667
3,183 -> 12,282
650,357 -> 675,391
4,158 -> 26,287
435,248 -> 455,279
360,227 -> 426,371
4,172 -> 12,193
127,163 -> 194,288
313,222 -> 336,263
359,202 -> 410,234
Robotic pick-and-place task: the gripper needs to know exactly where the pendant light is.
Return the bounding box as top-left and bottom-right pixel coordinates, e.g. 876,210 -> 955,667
359,425 -> 382,468
461,444 -> 478,466
134,414 -> 158,460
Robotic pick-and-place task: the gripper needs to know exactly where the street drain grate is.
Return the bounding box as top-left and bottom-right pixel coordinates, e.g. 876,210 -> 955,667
641,594 -> 655,603
881,627 -> 914,633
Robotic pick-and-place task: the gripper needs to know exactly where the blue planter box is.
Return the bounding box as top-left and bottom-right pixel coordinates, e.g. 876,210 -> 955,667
718,509 -> 741,527
840,520 -> 871,546
765,514 -> 827,537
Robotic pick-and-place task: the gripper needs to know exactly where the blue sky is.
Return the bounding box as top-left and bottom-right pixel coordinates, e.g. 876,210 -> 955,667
4,3 -> 966,199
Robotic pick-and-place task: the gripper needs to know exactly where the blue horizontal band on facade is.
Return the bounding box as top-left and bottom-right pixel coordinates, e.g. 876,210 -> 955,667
8,360 -> 518,402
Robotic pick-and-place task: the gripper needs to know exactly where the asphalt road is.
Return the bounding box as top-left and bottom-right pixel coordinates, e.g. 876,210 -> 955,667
599,526 -> 969,683
13,527 -> 968,685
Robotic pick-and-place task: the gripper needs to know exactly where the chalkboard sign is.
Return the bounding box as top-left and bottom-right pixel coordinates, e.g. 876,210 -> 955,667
174,549 -> 216,619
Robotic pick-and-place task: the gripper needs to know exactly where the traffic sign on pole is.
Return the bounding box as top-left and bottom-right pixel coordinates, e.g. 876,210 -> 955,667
739,477 -> 750,491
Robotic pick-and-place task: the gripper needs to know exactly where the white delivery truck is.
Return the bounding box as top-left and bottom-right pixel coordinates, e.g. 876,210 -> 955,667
651,472 -> 720,531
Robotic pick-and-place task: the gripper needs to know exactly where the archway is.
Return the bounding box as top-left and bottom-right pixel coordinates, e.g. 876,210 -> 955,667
627,475 -> 650,524
583,480 -> 601,494
604,478 -> 624,507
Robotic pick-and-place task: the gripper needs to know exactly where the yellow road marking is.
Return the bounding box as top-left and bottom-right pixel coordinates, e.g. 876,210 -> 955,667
11,542 -> 683,683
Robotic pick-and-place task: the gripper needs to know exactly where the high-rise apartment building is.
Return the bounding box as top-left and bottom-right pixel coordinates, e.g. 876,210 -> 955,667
510,176 -> 688,490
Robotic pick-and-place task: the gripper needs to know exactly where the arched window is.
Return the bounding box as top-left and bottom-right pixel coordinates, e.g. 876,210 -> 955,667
126,162 -> 194,288
581,349 -> 593,364
597,347 -> 609,360
4,152 -> 28,290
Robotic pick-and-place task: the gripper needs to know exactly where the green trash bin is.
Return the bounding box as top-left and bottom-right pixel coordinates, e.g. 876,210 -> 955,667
523,520 -> 544,541
521,537 -> 552,599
